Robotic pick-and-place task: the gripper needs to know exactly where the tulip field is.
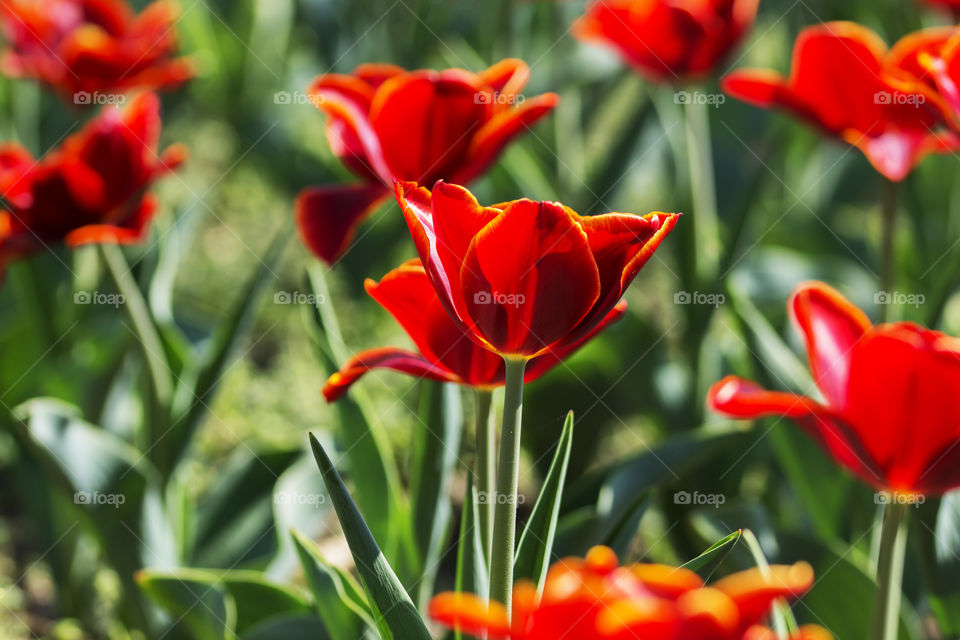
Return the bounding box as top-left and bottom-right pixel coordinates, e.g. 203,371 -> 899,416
6,0 -> 960,639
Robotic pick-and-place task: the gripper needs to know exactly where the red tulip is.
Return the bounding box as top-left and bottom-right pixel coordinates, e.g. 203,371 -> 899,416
895,27 -> 960,127
0,93 -> 185,275
0,0 -> 193,98
322,260 -> 627,401
430,545 -> 829,640
295,59 -> 559,264
395,180 -> 679,359
573,0 -> 760,83
722,22 -> 960,182
708,281 -> 960,495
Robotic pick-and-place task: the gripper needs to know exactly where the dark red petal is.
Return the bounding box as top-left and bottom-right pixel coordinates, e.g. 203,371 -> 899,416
457,92 -> 560,184
365,261 -> 502,387
370,71 -> 489,184
460,199 -> 600,356
295,183 -> 387,264
788,281 -> 870,409
65,194 -> 157,247
322,347 -> 460,402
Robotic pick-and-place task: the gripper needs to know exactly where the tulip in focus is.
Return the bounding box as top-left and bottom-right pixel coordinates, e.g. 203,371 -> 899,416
430,545 -> 831,640
295,59 -> 559,264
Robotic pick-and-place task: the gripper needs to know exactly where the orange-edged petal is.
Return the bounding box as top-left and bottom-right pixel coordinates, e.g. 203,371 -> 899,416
295,183 -> 387,264
744,624 -> 835,640
478,58 -> 530,106
429,592 -> 512,639
321,347 -> 461,402
595,597 -> 679,640
631,563 -> 704,600
353,62 -> 405,89
713,562 -> 815,629
65,194 -> 157,247
459,92 -> 560,184
788,281 -> 870,409
676,587 -> 740,637
460,198 -> 600,356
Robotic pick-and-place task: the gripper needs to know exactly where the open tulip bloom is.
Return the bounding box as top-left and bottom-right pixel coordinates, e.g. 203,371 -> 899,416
396,178 -> 678,616
295,59 -> 559,264
722,22 -> 960,182
0,0 -> 193,98
573,0 -> 760,83
0,93 -> 185,276
430,545 -> 830,640
708,280 -> 960,639
322,260 -> 627,401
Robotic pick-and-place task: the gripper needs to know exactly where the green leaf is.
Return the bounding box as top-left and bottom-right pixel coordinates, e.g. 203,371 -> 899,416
136,570 -> 236,640
291,529 -> 375,640
308,434 -> 432,640
410,381 -> 463,606
455,476 -> 489,618
165,228 -> 290,475
915,491 -> 960,634
681,530 -> 742,576
242,614 -> 332,640
514,411 -> 574,590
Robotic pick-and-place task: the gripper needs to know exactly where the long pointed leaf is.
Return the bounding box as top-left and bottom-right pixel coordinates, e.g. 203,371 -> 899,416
308,434 -> 432,640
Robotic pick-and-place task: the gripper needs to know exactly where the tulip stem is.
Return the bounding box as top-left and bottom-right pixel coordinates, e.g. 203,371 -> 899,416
489,357 -> 527,618
880,179 -> 898,322
475,388 -> 495,568
871,500 -> 909,640
683,95 -> 720,280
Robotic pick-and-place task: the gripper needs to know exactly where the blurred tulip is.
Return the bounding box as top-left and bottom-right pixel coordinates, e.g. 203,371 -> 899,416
322,260 -> 627,401
573,0 -> 760,83
722,22 -> 960,181
0,0 -> 193,98
0,93 -> 185,276
709,281 -> 960,495
295,59 -> 559,264
430,545 -> 829,640
394,180 -> 679,359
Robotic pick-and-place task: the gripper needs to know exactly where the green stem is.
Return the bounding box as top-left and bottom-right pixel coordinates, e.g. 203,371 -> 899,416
100,244 -> 173,407
871,500 -> 909,640
880,179 -> 898,323
475,389 -> 495,569
683,95 -> 720,281
488,357 -> 527,617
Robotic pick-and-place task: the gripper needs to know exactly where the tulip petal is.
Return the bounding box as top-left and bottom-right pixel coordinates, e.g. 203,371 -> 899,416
65,194 -> 157,246
322,347 -> 461,402
428,592 -> 511,638
365,260 -> 503,387
525,300 -> 627,381
295,183 -> 387,264
713,563 -> 814,629
461,199 -> 600,356
478,58 -> 530,100
460,92 -> 560,184
788,281 -> 870,408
